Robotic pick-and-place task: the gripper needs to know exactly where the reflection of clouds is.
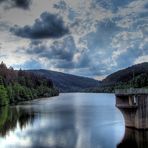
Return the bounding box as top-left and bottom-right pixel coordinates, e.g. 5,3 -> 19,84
69,93 -> 125,148
0,123 -> 32,148
75,106 -> 125,148
0,108 -> 78,148
0,93 -> 125,148
24,111 -> 78,147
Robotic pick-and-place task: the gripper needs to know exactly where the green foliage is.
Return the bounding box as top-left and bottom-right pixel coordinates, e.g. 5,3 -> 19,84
0,62 -> 59,106
0,85 -> 9,106
88,73 -> 148,93
131,73 -> 148,88
30,69 -> 99,92
90,62 -> 148,93
0,75 -> 9,106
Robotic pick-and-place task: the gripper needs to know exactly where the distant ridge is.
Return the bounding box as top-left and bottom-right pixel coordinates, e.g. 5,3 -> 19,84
89,62 -> 148,93
102,62 -> 148,85
28,69 -> 100,92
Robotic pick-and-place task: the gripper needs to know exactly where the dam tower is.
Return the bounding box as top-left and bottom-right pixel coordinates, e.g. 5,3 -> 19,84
115,88 -> 148,129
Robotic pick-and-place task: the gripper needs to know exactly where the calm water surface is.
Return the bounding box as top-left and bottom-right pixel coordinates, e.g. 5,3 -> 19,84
0,93 -> 144,148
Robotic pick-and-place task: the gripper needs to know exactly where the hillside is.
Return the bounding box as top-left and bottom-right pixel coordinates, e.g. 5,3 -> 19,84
0,62 -> 59,106
86,62 -> 148,93
96,62 -> 148,92
102,62 -> 148,85
29,69 -> 100,92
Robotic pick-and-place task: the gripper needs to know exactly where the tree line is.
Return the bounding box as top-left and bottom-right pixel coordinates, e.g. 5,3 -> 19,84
0,62 -> 59,106
86,73 -> 148,93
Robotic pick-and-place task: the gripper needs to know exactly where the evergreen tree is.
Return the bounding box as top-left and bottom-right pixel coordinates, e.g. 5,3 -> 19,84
0,62 -> 59,106
0,76 -> 9,106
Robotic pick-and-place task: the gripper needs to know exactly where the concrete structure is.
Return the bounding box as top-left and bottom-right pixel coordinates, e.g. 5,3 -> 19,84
115,88 -> 148,129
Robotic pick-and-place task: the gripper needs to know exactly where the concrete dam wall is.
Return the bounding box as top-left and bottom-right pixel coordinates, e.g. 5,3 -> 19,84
115,88 -> 148,129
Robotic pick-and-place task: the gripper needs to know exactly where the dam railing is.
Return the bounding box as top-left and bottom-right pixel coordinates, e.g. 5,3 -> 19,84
115,88 -> 148,95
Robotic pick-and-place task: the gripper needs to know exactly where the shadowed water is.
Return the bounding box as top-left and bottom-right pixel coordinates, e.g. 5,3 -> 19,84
117,128 -> 148,148
0,93 -> 136,148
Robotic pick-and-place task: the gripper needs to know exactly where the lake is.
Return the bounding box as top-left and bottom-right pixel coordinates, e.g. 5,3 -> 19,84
0,93 -> 147,148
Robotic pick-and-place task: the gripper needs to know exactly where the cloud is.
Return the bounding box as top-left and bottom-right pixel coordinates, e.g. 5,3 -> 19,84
1,0 -> 148,78
53,1 -> 67,10
84,19 -> 121,50
26,36 -> 74,61
0,0 -> 6,4
91,0 -> 133,12
21,35 -> 92,72
0,21 -> 10,31
134,55 -> 148,64
0,0 -> 32,9
10,12 -> 69,39
23,36 -> 75,70
14,59 -> 43,69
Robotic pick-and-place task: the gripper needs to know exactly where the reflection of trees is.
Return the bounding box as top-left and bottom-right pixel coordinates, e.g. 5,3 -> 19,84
18,108 -> 35,130
117,128 -> 148,148
0,106 -> 35,137
0,107 -> 8,135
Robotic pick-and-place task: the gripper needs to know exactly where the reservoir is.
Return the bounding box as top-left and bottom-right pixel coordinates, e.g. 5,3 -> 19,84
0,93 -> 136,148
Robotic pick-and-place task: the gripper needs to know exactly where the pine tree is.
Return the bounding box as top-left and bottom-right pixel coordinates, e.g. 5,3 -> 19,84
0,76 -> 3,85
0,76 -> 9,106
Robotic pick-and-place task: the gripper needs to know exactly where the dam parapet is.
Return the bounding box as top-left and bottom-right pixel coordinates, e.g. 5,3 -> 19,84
115,88 -> 148,129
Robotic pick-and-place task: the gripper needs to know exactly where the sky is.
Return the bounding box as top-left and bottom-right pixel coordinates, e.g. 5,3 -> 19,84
0,0 -> 147,80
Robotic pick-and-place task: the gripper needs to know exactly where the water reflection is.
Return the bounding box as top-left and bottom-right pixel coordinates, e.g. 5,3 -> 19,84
118,128 -> 148,148
0,93 -> 125,148
0,106 -> 35,137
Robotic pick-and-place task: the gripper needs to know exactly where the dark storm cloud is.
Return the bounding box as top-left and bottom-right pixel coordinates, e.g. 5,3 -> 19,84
0,0 -> 32,9
24,35 -> 92,70
1,0 -> 147,78
0,0 -> 5,3
10,12 -> 69,39
11,0 -> 32,9
26,36 -> 75,62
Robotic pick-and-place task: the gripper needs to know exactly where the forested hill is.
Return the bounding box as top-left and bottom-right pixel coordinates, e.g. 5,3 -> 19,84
102,62 -> 148,85
29,69 -> 100,92
94,62 -> 148,93
0,62 -> 59,106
